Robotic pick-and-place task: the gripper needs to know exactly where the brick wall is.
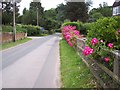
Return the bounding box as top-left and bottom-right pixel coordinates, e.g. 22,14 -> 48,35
0,32 -> 27,44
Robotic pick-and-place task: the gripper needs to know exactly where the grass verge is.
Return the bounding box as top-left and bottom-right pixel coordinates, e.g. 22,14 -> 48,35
60,39 -> 96,88
0,38 -> 32,50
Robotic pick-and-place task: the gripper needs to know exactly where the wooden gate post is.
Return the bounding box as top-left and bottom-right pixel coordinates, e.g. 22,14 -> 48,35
113,50 -> 120,78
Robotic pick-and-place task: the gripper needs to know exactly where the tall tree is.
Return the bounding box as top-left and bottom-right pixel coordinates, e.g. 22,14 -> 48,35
64,2 -> 89,22
89,2 -> 112,18
2,1 -> 20,25
56,3 -> 66,23
22,2 -> 44,25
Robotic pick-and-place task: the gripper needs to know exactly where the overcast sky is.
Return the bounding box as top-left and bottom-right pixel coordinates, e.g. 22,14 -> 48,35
19,0 -> 115,15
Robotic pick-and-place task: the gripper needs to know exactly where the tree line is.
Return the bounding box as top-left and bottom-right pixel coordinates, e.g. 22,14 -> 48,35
2,0 -> 112,30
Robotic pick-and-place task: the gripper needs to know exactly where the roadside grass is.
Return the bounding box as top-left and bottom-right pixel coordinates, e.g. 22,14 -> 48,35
60,39 -> 96,88
0,38 -> 32,50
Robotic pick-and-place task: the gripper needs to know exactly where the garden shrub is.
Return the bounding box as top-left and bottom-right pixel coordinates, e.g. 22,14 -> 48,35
2,25 -> 13,32
42,30 -> 48,34
62,25 -> 81,47
22,25 -> 42,36
80,22 -> 94,35
55,28 -> 61,33
62,22 -> 80,31
83,17 -> 120,70
87,17 -> 120,50
49,29 -> 55,34
2,25 -> 27,33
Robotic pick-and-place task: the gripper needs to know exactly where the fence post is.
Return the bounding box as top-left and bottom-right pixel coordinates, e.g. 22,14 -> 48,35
113,50 -> 120,78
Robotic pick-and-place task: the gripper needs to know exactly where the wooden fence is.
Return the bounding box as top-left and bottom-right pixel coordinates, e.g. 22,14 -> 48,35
75,38 -> 120,88
0,32 -> 27,44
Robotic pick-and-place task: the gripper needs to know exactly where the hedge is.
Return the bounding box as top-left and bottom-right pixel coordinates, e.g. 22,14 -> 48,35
87,16 -> 120,50
2,25 -> 27,33
62,22 -> 80,31
22,25 -> 42,36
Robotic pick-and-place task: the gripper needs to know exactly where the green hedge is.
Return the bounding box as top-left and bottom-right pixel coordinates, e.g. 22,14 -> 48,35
22,25 -> 42,36
55,28 -> 61,33
87,16 -> 120,50
62,22 -> 80,31
2,25 -> 27,33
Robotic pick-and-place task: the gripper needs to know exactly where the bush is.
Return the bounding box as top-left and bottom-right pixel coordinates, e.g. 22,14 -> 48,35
2,25 -> 27,33
62,22 -> 80,31
2,25 -> 13,32
62,21 -> 89,35
22,25 -> 42,36
79,22 -> 92,35
49,29 -> 55,34
87,17 -> 120,50
55,28 -> 61,33
42,30 -> 49,34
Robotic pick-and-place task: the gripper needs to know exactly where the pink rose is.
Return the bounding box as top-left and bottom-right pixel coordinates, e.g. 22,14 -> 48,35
82,46 -> 94,56
107,43 -> 113,48
104,57 -> 110,62
91,38 -> 98,45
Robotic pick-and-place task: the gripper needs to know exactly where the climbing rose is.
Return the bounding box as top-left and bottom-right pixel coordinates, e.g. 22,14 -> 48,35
100,40 -> 103,43
118,29 -> 120,34
82,46 -> 94,56
68,41 -> 73,47
91,38 -> 98,45
107,43 -> 113,48
104,57 -> 110,62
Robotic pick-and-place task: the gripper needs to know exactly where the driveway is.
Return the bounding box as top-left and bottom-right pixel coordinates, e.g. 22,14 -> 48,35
1,34 -> 61,88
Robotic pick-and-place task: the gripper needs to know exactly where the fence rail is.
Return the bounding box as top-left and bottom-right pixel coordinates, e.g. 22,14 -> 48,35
76,38 -> 120,88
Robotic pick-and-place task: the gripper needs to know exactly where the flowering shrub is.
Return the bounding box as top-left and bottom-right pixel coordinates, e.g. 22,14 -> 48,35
82,46 -> 94,56
62,25 -> 81,47
87,17 -> 120,50
82,37 -> 114,70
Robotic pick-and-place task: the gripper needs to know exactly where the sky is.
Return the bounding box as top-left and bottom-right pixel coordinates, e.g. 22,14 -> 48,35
19,0 -> 115,15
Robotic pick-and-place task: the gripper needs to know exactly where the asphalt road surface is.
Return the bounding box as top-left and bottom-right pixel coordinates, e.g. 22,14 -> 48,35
1,34 -> 61,88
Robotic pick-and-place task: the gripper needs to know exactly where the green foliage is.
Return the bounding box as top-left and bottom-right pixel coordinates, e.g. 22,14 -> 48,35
2,25 -> 13,32
2,2 -> 20,25
42,30 -> 49,34
60,39 -> 96,88
89,2 -> 112,22
21,2 -> 44,26
2,25 -> 27,33
87,17 -> 120,50
22,25 -> 42,36
62,22 -> 80,30
91,12 -> 103,21
79,23 -> 93,35
42,18 -> 61,31
49,29 -> 55,34
55,28 -> 61,33
64,2 -> 89,22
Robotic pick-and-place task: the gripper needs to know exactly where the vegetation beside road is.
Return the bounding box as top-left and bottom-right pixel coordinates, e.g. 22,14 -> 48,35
60,39 -> 96,88
0,38 -> 32,50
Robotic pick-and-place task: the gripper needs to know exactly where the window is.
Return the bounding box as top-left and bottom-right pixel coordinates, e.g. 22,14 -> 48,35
118,6 -> 120,14
113,6 -> 120,15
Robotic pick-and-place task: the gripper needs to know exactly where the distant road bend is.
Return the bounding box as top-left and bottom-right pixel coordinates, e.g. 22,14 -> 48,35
1,34 -> 60,88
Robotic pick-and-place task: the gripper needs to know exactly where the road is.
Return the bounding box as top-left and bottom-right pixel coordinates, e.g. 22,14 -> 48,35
0,34 -> 61,88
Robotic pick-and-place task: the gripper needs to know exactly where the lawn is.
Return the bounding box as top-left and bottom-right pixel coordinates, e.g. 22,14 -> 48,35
0,38 -> 32,50
60,39 -> 97,88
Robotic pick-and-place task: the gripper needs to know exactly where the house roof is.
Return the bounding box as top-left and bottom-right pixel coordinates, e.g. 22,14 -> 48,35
113,0 -> 120,7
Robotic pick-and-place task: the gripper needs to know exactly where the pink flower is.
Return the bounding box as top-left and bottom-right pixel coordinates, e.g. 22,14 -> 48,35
118,29 -> 120,34
100,40 -> 103,43
91,38 -> 98,45
104,57 -> 110,62
82,46 -> 94,56
68,41 -> 73,47
107,43 -> 113,48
